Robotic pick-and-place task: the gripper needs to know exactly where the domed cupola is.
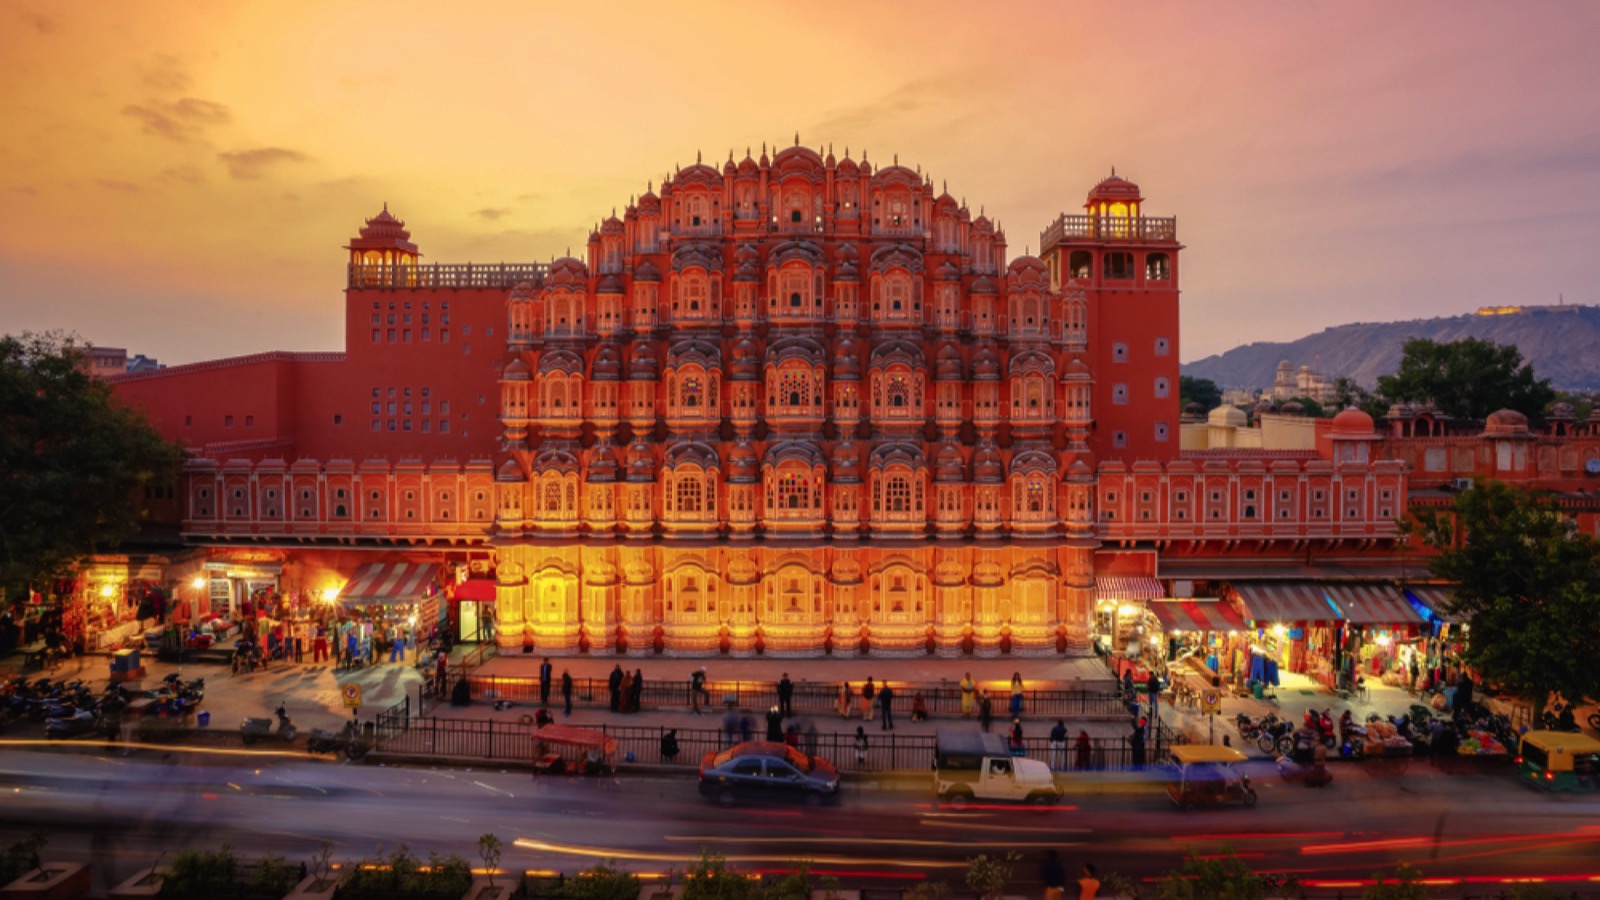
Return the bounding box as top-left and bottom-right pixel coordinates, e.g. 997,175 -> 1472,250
936,259 -> 961,281
728,436 -> 759,482
935,439 -> 966,483
633,260 -> 661,282
834,242 -> 860,282
935,342 -> 964,381
591,342 -> 622,380
970,274 -> 997,295
625,438 -> 655,481
833,338 -> 861,381
596,273 -> 625,295
729,332 -> 760,380
628,342 -> 658,380
586,441 -> 620,481
547,256 -> 587,288
973,439 -> 1004,483
502,358 -> 531,381
972,343 -> 1001,380
830,439 -> 862,483
733,243 -> 761,282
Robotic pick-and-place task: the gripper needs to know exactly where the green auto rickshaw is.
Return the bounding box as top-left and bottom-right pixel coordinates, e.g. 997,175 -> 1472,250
1516,730 -> 1600,793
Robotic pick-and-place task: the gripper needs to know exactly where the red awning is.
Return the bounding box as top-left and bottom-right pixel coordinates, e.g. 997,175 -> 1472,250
529,724 -> 618,752
340,562 -> 437,604
1096,576 -> 1165,602
1323,583 -> 1424,625
1149,600 -> 1248,634
1232,582 -> 1340,624
451,579 -> 497,602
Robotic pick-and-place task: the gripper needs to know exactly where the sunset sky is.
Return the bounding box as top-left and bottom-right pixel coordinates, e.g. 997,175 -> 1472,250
2,0 -> 1597,367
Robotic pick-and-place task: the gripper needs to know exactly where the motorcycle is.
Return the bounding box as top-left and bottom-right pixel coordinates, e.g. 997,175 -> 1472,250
1256,717 -> 1295,756
1540,703 -> 1581,733
1234,713 -> 1264,741
307,721 -> 370,761
241,704 -> 297,745
45,708 -> 97,739
1278,729 -> 1334,787
1337,711 -> 1367,759
1304,708 -> 1337,749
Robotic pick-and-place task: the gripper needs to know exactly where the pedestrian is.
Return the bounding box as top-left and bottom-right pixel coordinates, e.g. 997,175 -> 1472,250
979,692 -> 993,732
784,722 -> 800,748
837,681 -> 852,718
691,666 -> 709,713
1075,730 -> 1092,771
312,626 -> 328,664
911,692 -> 928,723
777,672 -> 794,718
960,672 -> 976,718
535,707 -> 553,728
854,725 -> 868,766
1131,720 -> 1146,769
1049,719 -> 1068,769
722,706 -> 740,748
861,676 -> 876,720
765,705 -> 784,742
539,657 -> 553,706
389,626 -> 403,664
619,669 -> 635,714
1454,670 -> 1474,718
629,668 -> 644,713
1121,668 -> 1134,698
608,664 -> 624,713
879,681 -> 895,730
346,629 -> 359,671
739,710 -> 754,743
294,629 -> 304,664
1408,654 -> 1420,694
560,669 -> 573,716
1040,849 -> 1067,900
804,719 -> 820,758
1009,672 -> 1024,718
1010,717 -> 1024,752
1077,862 -> 1100,899
660,728 -> 680,763
434,651 -> 448,694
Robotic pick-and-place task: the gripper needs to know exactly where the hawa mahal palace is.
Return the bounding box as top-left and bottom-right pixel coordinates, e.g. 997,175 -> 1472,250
102,140 -> 1600,661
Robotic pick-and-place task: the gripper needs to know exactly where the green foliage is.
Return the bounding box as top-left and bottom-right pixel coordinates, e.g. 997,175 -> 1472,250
1505,884 -> 1558,900
681,850 -> 759,900
1098,871 -> 1143,900
1157,850 -> 1299,900
342,845 -> 472,897
0,830 -> 48,883
1179,375 -> 1222,412
902,879 -> 950,900
478,833 -> 501,888
1282,395 -> 1325,418
160,844 -> 239,899
559,860 -> 641,900
1362,865 -> 1430,899
762,863 -> 813,900
1408,480 -> 1600,715
1329,377 -> 1388,419
964,852 -> 1019,900
0,331 -> 181,603
1376,336 -> 1554,420
254,854 -> 299,896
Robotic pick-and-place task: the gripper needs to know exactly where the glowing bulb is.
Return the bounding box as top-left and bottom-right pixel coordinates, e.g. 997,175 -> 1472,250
321,588 -> 340,603
191,576 -> 207,590
99,585 -> 116,599
1273,624 -> 1287,636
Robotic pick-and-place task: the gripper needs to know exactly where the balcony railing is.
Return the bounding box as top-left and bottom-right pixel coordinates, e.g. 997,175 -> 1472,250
1040,214 -> 1177,252
348,262 -> 550,290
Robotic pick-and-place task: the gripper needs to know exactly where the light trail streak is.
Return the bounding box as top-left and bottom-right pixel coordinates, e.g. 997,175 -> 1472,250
0,738 -> 308,760
512,838 -> 965,870
664,835 -> 1073,849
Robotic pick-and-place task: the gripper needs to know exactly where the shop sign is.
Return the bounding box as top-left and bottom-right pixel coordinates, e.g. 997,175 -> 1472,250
341,683 -> 362,709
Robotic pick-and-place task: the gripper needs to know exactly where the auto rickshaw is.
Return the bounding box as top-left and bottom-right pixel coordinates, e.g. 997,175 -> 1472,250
530,723 -> 619,776
1515,730 -> 1600,792
1166,744 -> 1257,808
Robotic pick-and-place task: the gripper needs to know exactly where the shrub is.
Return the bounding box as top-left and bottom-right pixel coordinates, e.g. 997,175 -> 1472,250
161,844 -> 239,899
559,860 -> 640,900
1157,850 -> 1299,900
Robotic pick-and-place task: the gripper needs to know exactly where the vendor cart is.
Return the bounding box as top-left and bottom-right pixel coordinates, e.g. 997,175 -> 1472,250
530,724 -> 619,776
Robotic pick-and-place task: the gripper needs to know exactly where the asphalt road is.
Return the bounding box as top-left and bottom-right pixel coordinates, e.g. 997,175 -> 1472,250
2,741 -> 1598,897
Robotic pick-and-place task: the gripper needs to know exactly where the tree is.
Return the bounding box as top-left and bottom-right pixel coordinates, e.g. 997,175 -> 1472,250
0,332 -> 181,603
1282,395 -> 1325,418
1328,377 -> 1387,419
1407,480 -> 1600,717
1179,376 -> 1221,412
964,852 -> 1019,900
477,833 -> 501,888
1376,337 -> 1554,420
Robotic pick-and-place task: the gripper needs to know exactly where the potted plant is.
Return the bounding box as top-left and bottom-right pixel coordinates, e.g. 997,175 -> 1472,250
285,843 -> 342,900
462,835 -> 504,900
964,852 -> 1020,900
0,831 -> 91,900
335,845 -> 472,900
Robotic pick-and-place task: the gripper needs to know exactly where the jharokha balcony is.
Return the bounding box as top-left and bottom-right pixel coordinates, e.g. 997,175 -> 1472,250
1039,214 -> 1178,252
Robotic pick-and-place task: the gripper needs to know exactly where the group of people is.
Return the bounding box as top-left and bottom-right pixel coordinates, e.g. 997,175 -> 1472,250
1041,851 -> 1101,900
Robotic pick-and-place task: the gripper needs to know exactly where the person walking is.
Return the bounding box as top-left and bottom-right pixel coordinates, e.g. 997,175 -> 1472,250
1121,668 -> 1134,699
854,725 -> 868,767
1009,672 -> 1025,718
978,691 -> 994,732
1009,717 -> 1024,752
804,719 -> 819,758
722,706 -> 739,748
765,705 -> 784,742
1077,862 -> 1100,899
1131,720 -> 1147,769
861,676 -> 876,720
879,681 -> 895,731
1049,719 -> 1068,769
629,668 -> 644,713
608,664 -> 624,713
777,672 -> 795,718
434,650 -> 448,694
1145,671 -> 1161,738
659,728 -> 680,763
560,669 -> 574,717
691,666 -> 709,714
837,681 -> 852,718
1075,730 -> 1093,771
739,710 -> 754,743
539,657 -> 553,706
619,669 -> 635,714
1040,849 -> 1067,900
960,672 -> 976,718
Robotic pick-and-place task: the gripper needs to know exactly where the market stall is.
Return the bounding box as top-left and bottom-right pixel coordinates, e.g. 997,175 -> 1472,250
1146,599 -> 1250,693
337,561 -> 440,665
1093,574 -> 1165,680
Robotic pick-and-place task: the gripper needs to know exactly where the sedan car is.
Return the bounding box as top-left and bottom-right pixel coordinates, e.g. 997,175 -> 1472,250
698,741 -> 841,807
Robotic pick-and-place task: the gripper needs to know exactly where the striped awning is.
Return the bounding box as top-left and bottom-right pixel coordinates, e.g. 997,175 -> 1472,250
1095,576 -> 1165,601
340,562 -> 437,605
1232,582 -> 1341,624
1148,600 -> 1249,634
1322,583 -> 1424,625
1405,586 -> 1461,623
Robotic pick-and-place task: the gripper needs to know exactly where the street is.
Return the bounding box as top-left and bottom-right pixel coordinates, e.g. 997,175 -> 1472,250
3,741 -> 1598,896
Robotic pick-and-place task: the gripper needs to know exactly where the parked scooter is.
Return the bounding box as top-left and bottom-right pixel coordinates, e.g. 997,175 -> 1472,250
307,720 -> 370,761
241,704 -> 297,745
1256,716 -> 1295,756
45,708 -> 98,739
1278,729 -> 1334,787
1304,708 -> 1337,749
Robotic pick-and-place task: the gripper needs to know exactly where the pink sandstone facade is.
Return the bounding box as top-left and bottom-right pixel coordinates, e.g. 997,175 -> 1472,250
105,142 -> 1600,659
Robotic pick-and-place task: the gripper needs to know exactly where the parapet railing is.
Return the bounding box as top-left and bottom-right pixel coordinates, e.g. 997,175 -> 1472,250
348,263 -> 550,290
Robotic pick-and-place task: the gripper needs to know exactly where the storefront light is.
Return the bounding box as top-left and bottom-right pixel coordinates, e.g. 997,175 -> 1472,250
99,584 -> 116,599
191,576 -> 207,590
1273,624 -> 1287,636
1375,633 -> 1392,647
1117,604 -> 1138,617
321,587 -> 340,603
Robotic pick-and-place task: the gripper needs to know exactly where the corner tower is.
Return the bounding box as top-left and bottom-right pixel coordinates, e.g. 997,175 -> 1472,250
345,204 -> 420,288
1040,172 -> 1181,463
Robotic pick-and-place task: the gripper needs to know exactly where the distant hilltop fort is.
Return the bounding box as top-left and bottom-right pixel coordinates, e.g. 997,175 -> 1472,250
1474,303 -> 1585,317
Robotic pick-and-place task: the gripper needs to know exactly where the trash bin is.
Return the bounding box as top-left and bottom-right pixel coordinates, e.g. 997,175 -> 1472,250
197,711 -> 210,727
1251,681 -> 1265,700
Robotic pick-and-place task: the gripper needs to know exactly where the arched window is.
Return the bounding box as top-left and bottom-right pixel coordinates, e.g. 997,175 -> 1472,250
778,471 -> 811,510
886,476 -> 911,513
544,482 -> 561,513
676,476 -> 703,514
887,375 -> 908,408
681,375 -> 702,408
